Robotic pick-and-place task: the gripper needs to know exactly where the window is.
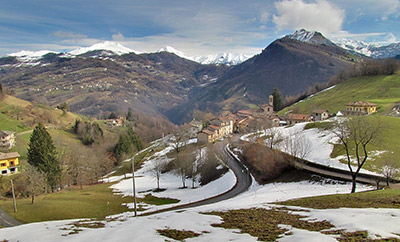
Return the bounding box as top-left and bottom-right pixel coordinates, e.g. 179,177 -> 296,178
1,163 -> 6,167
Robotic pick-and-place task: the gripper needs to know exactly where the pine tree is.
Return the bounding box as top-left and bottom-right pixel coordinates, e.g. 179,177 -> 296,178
271,87 -> 282,111
0,82 -> 3,95
114,129 -> 143,161
127,108 -> 133,121
27,123 -> 61,192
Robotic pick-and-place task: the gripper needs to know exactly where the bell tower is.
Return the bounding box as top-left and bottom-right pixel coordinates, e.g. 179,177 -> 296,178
269,95 -> 274,107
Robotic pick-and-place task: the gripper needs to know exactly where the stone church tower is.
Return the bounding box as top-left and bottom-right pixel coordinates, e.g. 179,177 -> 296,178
269,95 -> 274,109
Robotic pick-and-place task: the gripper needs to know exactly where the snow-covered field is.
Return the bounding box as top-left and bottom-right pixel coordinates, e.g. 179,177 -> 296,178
1,135 -> 399,241
241,121 -> 382,175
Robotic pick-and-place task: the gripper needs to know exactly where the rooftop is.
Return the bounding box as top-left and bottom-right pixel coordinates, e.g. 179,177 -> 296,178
0,152 -> 20,160
346,101 -> 377,107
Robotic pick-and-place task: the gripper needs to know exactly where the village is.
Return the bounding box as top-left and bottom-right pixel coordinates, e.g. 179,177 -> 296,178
188,95 -> 378,145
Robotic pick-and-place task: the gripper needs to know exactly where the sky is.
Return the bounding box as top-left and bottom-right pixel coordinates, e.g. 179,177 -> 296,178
1,0 -> 400,57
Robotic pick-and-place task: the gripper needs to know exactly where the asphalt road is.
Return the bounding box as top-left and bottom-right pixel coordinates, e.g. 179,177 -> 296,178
0,208 -> 22,227
141,141 -> 252,216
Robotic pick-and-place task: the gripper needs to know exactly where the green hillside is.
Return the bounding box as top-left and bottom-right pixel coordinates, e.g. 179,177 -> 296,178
280,71 -> 400,115
279,72 -> 400,173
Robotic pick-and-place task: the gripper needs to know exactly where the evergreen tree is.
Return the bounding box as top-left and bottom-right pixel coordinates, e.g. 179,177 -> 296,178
0,82 -> 3,95
114,129 -> 143,161
27,123 -> 61,191
271,87 -> 282,111
126,108 -> 133,121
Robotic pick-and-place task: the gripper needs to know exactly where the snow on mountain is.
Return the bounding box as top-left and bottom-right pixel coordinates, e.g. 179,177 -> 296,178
286,29 -> 400,58
285,29 -> 335,46
156,46 -> 249,65
68,41 -> 135,56
332,38 -> 400,58
156,46 -> 193,60
287,29 -> 317,42
193,53 -> 250,66
7,50 -> 58,63
332,38 -> 373,56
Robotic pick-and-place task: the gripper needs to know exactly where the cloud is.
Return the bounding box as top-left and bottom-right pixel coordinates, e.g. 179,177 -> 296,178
260,10 -> 270,24
53,31 -> 87,40
334,0 -> 399,21
381,0 -> 400,20
272,0 -> 345,34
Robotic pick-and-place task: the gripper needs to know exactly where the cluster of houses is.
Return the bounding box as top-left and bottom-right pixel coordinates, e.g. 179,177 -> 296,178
0,130 -> 20,175
189,97 -> 379,144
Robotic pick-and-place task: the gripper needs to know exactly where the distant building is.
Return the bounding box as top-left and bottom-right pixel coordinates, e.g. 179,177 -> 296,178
345,101 -> 377,115
0,130 -> 16,149
257,104 -> 274,115
285,113 -> 312,125
312,110 -> 329,121
187,120 -> 203,138
197,117 -> 233,144
0,152 -> 20,175
106,118 -> 123,127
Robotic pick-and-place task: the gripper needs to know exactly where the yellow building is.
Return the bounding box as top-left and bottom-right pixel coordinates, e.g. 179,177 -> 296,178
0,152 -> 20,175
346,101 -> 377,115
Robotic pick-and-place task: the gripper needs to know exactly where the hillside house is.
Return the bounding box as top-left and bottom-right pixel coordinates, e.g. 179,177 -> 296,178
285,113 -> 312,125
312,109 -> 329,121
106,118 -> 123,127
345,101 -> 377,115
0,130 -> 16,149
0,152 -> 20,175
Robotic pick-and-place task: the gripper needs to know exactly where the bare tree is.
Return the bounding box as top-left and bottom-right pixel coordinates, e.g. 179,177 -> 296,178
264,126 -> 282,149
332,116 -> 384,193
282,130 -> 311,167
188,148 -> 203,188
171,129 -> 189,154
25,163 -> 46,204
380,152 -> 399,186
151,156 -> 168,190
173,146 -> 196,188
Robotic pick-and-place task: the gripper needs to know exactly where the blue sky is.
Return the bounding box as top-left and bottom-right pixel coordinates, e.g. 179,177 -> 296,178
1,0 -> 399,56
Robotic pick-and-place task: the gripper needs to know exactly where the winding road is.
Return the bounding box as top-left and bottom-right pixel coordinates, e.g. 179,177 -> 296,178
140,141 -> 252,216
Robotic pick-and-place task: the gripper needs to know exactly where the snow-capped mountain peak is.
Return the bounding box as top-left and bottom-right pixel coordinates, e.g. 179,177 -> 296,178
68,41 -> 135,56
287,29 -> 316,42
7,50 -> 58,63
156,46 -> 192,60
193,53 -> 250,66
285,29 -> 335,46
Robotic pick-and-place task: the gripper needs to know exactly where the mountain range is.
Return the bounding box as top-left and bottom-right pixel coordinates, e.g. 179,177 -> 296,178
1,29 -> 398,125
4,42 -> 249,67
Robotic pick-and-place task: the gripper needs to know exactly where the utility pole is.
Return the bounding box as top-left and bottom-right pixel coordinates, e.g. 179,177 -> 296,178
132,148 -> 154,217
10,179 -> 17,213
131,157 -> 138,217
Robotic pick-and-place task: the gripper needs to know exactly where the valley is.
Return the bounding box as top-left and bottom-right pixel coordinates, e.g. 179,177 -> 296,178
1,26 -> 400,241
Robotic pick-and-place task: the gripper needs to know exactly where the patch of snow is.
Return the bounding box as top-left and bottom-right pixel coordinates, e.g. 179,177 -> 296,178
278,225 -> 337,242
303,208 -> 400,239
